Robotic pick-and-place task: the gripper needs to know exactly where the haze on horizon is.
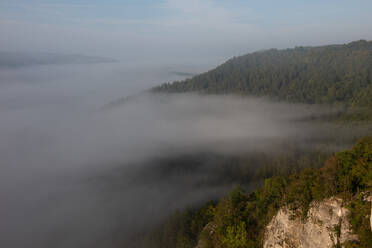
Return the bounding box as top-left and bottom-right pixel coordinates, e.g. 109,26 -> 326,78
1,0 -> 372,65
1,1 -> 372,248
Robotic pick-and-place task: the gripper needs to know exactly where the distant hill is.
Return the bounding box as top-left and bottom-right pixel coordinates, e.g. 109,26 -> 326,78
154,40 -> 372,107
0,52 -> 116,68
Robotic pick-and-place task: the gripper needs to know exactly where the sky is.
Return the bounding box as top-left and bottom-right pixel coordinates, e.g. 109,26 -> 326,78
1,0 -> 372,66
1,2 -> 372,247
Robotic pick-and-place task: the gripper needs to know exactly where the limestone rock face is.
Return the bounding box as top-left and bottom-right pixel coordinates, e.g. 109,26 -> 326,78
195,222 -> 217,248
263,197 -> 358,248
363,193 -> 372,231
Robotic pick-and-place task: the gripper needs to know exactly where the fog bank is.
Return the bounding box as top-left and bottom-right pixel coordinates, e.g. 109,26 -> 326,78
0,65 -> 360,248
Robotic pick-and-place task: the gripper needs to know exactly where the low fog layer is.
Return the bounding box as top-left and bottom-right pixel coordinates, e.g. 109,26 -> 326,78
0,64 -> 360,248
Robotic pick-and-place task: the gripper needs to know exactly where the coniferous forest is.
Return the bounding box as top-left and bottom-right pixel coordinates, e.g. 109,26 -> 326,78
154,40 -> 372,108
135,40 -> 372,248
2,2 -> 372,248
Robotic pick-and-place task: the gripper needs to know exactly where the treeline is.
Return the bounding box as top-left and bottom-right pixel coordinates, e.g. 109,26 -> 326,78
137,137 -> 372,248
154,40 -> 372,108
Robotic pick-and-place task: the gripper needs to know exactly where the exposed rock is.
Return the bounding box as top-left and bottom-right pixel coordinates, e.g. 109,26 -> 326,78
362,192 -> 372,231
195,222 -> 217,248
264,197 -> 358,248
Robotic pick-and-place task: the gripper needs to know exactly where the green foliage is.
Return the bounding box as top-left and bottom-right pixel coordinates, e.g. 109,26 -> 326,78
140,202 -> 216,248
154,40 -> 372,109
336,137 -> 372,193
140,40 -> 372,247
229,186 -> 247,206
344,194 -> 372,248
284,169 -> 316,215
222,222 -> 250,248
140,137 -> 372,248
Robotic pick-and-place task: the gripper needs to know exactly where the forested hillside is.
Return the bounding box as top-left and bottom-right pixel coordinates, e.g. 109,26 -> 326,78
136,41 -> 372,248
154,40 -> 372,107
137,137 -> 372,248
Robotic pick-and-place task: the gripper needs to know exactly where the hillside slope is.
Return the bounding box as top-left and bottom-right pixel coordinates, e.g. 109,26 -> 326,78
154,40 -> 372,107
139,137 -> 372,248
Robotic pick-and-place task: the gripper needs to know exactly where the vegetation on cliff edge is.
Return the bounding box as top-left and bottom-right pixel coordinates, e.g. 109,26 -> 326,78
139,137 -> 372,248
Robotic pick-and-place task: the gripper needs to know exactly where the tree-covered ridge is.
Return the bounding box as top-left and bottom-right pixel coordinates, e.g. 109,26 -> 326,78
154,40 -> 372,107
139,137 -> 372,248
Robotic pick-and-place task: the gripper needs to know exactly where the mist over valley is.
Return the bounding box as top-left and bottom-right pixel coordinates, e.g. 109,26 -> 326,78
1,1 -> 372,247
1,59 -> 369,247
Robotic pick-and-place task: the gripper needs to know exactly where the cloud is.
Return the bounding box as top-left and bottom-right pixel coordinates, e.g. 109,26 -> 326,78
0,62 -> 367,247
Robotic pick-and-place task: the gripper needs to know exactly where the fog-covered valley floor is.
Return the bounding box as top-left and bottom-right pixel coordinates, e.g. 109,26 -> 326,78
0,62 -> 368,248
0,62 -> 193,248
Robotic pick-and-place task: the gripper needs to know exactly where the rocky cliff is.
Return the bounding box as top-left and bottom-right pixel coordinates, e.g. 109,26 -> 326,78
263,197 -> 366,248
195,195 -> 372,248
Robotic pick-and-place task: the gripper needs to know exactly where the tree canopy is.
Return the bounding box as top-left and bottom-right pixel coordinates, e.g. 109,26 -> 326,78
138,137 -> 372,248
154,40 -> 372,107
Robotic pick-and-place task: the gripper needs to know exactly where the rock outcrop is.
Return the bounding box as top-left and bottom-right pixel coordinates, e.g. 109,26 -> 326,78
195,222 -> 217,248
362,192 -> 372,231
263,197 -> 358,248
195,194 -> 372,248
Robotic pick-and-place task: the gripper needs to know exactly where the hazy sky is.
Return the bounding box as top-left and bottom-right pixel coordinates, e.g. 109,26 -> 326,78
1,2 -> 372,247
1,0 -> 372,63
